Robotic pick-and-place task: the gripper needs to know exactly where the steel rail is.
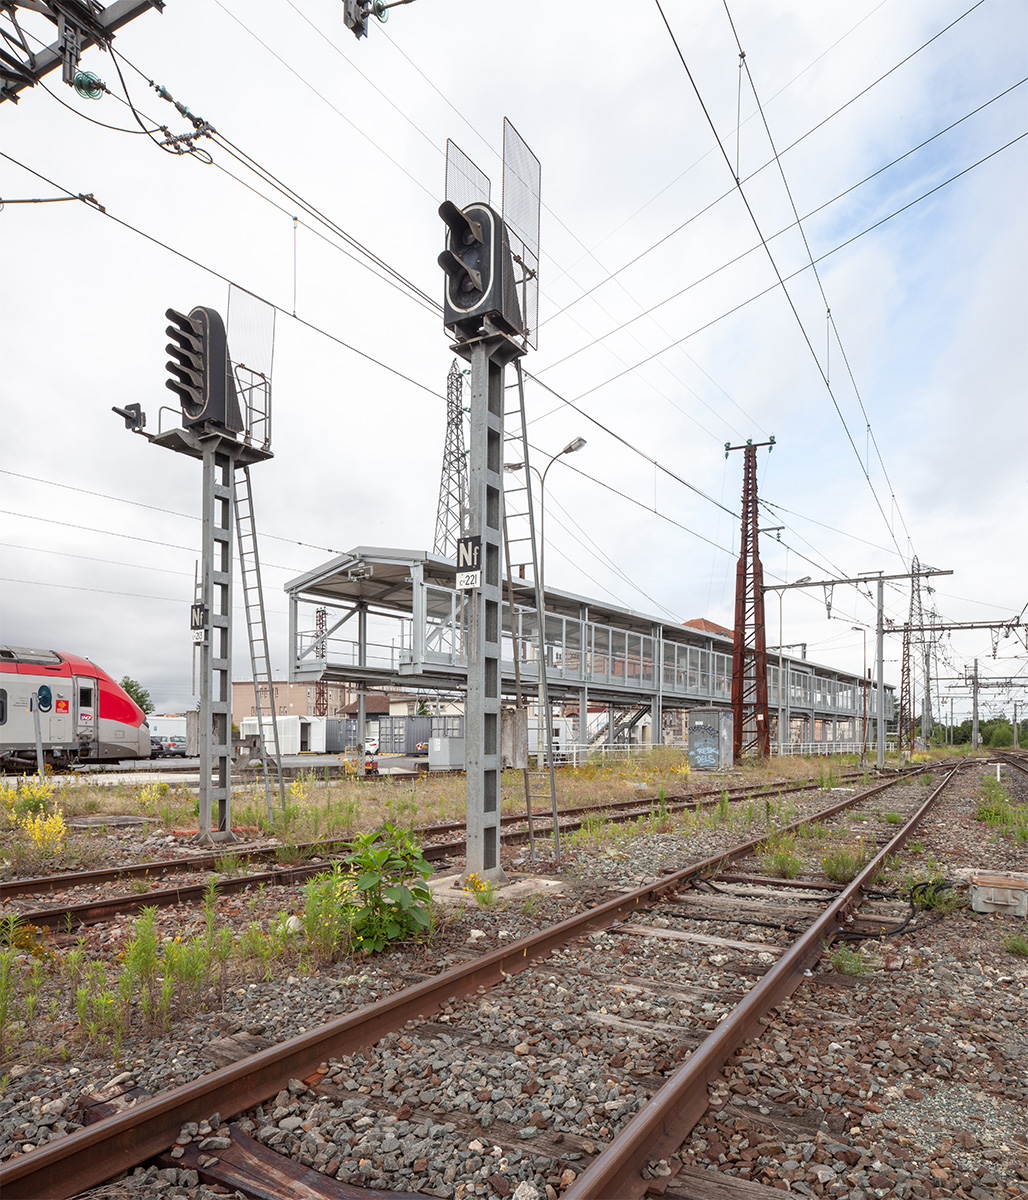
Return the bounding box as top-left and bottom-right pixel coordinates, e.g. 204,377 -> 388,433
1,771 -> 869,900
7,770 -> 926,932
996,751 -> 1028,778
562,766 -> 959,1200
0,770 -> 921,1200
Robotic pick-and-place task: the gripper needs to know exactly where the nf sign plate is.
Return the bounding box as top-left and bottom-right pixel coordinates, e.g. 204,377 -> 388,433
456,536 -> 482,590
190,602 -> 208,631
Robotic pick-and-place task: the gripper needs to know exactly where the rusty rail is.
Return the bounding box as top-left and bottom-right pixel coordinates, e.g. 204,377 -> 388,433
0,770 -> 924,1200
562,766 -> 959,1200
2,770 -> 887,901
6,772 -> 912,931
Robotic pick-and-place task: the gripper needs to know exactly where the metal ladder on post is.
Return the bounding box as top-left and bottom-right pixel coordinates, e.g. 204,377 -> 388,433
502,359 -> 560,863
234,464 -> 287,822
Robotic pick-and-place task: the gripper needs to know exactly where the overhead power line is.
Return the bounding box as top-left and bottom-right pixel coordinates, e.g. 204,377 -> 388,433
0,150 -> 446,405
534,76 -> 1027,381
540,0 -> 989,332
0,469 -> 344,555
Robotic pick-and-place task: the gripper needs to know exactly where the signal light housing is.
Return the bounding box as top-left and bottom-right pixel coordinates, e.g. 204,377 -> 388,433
438,200 -> 522,341
165,306 -> 243,434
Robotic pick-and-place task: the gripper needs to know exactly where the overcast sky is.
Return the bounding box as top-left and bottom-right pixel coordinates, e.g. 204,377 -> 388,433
2,0 -> 1025,722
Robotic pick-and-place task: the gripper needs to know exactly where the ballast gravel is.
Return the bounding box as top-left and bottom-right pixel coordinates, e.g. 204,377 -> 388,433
3,761 -> 1026,1200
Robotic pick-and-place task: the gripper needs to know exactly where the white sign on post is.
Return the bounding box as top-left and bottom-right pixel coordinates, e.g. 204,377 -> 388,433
456,536 -> 482,590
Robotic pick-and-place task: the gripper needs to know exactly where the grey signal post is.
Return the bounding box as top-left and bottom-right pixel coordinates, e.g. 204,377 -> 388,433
461,327 -> 522,883
152,424 -> 271,843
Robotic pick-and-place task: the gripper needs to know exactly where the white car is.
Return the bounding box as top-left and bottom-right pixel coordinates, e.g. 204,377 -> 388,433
364,737 -> 379,754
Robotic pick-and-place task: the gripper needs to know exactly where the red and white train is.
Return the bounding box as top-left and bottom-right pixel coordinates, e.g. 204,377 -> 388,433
0,646 -> 151,769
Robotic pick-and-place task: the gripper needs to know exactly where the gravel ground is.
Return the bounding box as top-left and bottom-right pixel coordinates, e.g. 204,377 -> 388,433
2,760 -> 1025,1200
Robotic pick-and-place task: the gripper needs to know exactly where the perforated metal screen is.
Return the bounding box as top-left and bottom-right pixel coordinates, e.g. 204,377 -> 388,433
501,118 -> 541,349
445,139 -> 490,210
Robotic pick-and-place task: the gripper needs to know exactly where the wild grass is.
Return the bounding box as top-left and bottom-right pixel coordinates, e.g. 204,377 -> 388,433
759,833 -> 803,879
821,841 -> 870,883
976,776 -> 1028,845
829,943 -> 877,975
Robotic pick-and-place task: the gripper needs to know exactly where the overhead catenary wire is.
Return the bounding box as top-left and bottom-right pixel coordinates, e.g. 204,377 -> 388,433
721,0 -> 914,557
526,125 -> 1028,435
532,75 -> 1028,385
0,150 -> 961,632
16,43 -> 1012,619
10,39 -> 1012,638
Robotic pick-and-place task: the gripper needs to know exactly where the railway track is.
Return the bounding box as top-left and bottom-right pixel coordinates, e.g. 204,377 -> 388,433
1,769 -> 928,933
0,765 -> 964,1200
1,767 -> 890,900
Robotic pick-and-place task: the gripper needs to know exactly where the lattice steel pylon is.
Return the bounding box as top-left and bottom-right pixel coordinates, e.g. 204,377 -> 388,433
898,621 -> 913,752
905,555 -> 933,746
433,359 -> 469,559
727,439 -> 774,758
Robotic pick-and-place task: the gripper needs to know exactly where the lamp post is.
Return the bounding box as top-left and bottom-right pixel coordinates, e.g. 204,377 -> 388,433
777,576 -> 810,756
851,625 -> 867,762
504,436 -> 586,604
504,436 -> 586,761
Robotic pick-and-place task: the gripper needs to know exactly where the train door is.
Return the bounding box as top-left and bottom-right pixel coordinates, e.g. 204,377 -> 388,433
40,682 -> 71,747
74,676 -> 98,754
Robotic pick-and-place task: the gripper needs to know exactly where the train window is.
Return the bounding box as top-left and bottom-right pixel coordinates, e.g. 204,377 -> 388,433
79,686 -> 94,709
0,689 -> 6,725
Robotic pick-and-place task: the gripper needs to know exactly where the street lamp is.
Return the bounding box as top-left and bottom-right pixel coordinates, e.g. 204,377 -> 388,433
851,625 -> 867,762
777,577 -> 810,756
504,436 -> 587,600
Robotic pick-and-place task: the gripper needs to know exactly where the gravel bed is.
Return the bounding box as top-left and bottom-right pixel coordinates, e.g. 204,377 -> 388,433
3,762 -> 1024,1200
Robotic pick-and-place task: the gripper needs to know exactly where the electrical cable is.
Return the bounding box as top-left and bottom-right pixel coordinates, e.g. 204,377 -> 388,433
0,150 -> 447,405
36,75 -> 161,134
0,576 -> 289,618
722,0 -> 913,559
205,0 -> 436,202
0,542 -> 195,577
541,0 -> 990,331
526,125 -> 1028,436
0,470 -> 345,555
533,76 -> 1027,382
0,510 -> 306,574
0,149 -> 845,616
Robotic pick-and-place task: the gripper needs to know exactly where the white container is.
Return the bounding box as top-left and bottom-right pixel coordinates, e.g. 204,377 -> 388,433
968,872 -> 1028,917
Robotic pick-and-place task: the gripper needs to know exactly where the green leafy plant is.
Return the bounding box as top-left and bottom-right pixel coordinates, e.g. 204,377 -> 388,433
345,822 -> 433,954
883,811 -> 903,825
301,865 -> 355,963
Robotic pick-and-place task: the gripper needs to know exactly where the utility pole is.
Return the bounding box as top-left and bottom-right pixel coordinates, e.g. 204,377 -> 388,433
433,359 -> 469,560
725,437 -> 775,759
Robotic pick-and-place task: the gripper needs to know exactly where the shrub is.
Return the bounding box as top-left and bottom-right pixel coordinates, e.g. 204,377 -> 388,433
20,808 -> 67,861
345,822 -> 433,954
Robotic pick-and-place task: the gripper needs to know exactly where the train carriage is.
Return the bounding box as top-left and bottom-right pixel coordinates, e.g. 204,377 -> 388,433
0,646 -> 151,769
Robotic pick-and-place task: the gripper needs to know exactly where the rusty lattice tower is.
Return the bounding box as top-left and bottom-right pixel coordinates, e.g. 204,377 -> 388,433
727,438 -> 774,758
